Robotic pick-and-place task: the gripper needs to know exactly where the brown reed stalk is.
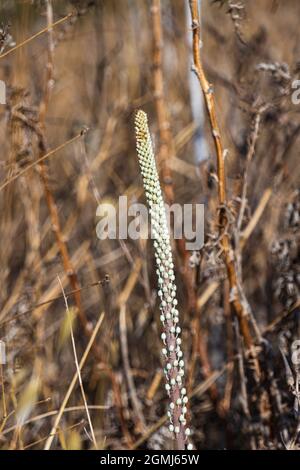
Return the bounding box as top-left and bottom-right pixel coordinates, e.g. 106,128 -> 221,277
36,4 -> 133,446
150,0 -> 175,204
188,0 -> 260,378
151,0 -> 217,401
151,0 -> 195,310
37,0 -> 90,338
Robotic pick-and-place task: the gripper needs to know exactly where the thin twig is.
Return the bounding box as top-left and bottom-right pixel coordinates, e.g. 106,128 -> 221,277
57,275 -> 98,449
2,405 -> 108,436
44,311 -> 105,450
240,188 -> 272,249
119,304 -> 146,433
36,1 -> 90,341
151,0 -> 197,315
0,132 -> 83,193
188,0 -> 260,378
0,276 -> 109,327
234,318 -> 250,417
0,13 -> 73,60
237,106 -> 268,233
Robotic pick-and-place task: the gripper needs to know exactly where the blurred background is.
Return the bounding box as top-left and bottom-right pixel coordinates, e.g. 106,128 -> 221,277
0,0 -> 299,450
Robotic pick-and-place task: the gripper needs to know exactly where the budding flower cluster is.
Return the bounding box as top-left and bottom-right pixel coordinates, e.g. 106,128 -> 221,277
135,110 -> 191,449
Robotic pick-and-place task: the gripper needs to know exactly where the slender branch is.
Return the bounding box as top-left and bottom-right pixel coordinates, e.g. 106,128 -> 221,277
240,187 -> 272,248
2,406 -> 108,437
30,14 -> 130,443
58,275 -> 98,449
150,0 -> 174,202
188,0 -> 260,378
237,106 -> 268,233
117,260 -> 146,433
151,0 -> 200,320
151,0 -> 217,402
0,13 -> 73,60
44,312 -> 105,450
0,276 -> 109,327
119,305 -> 146,433
37,1 -> 90,340
0,132 -> 83,193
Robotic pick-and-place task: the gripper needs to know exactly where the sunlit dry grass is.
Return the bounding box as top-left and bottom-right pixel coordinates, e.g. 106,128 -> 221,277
0,0 -> 299,450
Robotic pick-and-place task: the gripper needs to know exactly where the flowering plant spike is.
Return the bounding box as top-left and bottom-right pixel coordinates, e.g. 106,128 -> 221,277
135,110 -> 191,450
